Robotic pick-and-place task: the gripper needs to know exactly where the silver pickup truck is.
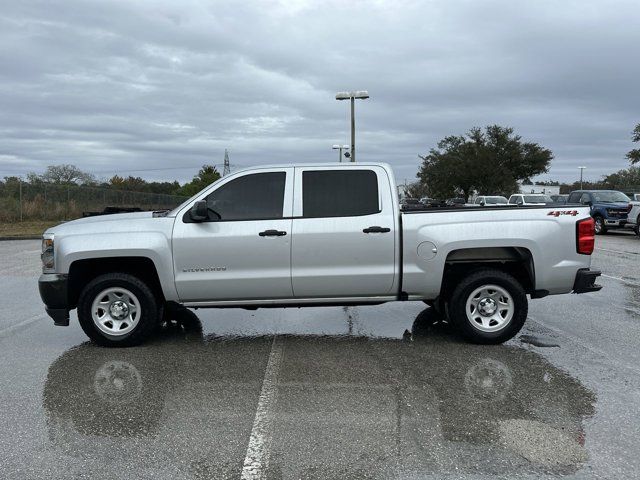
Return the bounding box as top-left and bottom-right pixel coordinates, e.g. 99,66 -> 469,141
39,162 -> 601,347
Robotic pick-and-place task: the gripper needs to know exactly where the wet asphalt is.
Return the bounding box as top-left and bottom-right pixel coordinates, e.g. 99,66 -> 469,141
0,232 -> 639,479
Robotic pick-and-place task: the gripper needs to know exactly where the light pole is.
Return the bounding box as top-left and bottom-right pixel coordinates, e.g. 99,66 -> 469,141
578,166 -> 586,189
332,144 -> 350,162
335,90 -> 369,162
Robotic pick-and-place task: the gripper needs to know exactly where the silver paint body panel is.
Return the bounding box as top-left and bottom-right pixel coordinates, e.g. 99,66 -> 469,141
44,162 -> 593,307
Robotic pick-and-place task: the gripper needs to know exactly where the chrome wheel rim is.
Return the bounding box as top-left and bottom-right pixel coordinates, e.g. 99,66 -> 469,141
91,287 -> 140,336
465,284 -> 514,332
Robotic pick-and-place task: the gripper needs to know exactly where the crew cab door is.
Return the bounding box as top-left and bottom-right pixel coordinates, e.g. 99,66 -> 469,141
172,168 -> 293,302
290,166 -> 397,298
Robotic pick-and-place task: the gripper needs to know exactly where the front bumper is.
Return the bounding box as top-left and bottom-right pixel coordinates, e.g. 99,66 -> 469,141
38,274 -> 70,326
572,268 -> 602,294
604,219 -> 627,227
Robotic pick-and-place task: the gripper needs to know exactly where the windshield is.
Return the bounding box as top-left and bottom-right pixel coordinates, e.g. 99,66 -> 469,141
485,196 -> 508,204
523,195 -> 553,203
592,191 -> 630,203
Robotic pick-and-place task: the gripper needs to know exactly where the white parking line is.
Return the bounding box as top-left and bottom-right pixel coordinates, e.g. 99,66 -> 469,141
0,313 -> 46,337
595,247 -> 639,256
601,273 -> 640,287
241,335 -> 283,480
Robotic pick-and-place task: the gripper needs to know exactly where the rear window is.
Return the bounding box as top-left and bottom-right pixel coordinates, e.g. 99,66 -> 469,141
302,170 -> 379,217
568,192 -> 582,203
523,195 -> 553,203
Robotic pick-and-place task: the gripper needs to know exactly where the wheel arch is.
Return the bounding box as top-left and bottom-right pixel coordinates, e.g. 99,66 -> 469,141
68,257 -> 164,308
439,247 -> 536,302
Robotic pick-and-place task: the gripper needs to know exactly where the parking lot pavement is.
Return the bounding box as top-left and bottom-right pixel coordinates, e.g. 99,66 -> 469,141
0,234 -> 639,479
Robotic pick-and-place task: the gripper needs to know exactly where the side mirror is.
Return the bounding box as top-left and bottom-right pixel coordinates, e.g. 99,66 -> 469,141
189,200 -> 209,222
517,201 -> 523,206
479,201 -> 485,207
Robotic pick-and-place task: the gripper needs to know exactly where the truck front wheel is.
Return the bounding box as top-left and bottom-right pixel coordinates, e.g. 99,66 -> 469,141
593,215 -> 607,235
77,273 -> 160,347
447,269 -> 527,344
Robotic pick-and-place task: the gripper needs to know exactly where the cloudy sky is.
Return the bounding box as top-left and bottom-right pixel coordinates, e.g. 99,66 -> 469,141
1,0 -> 639,185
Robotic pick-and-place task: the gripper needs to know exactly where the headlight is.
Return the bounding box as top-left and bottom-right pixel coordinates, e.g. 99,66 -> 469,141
41,234 -> 55,272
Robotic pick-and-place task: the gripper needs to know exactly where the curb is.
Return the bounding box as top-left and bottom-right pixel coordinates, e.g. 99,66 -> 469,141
0,236 -> 42,241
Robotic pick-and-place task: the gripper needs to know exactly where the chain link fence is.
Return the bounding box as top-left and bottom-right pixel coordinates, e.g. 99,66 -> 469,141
0,182 -> 188,222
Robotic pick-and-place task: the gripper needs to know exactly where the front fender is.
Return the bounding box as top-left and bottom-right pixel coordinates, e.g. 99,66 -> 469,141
57,232 -> 179,302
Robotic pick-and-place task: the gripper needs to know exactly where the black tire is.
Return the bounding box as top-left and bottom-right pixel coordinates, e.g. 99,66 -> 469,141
447,269 -> 528,344
635,216 -> 640,237
593,215 -> 607,235
77,273 -> 161,347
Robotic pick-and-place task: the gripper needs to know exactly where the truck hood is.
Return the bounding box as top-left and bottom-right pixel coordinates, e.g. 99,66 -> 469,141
596,202 -> 630,208
45,211 -> 171,236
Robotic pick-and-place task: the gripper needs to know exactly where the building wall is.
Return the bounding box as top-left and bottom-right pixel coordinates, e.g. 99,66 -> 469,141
518,184 -> 560,195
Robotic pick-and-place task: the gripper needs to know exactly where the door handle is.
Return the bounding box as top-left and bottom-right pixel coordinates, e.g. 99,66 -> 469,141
363,226 -> 391,234
259,229 -> 287,237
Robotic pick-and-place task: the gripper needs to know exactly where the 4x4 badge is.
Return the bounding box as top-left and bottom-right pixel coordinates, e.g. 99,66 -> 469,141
547,210 -> 579,217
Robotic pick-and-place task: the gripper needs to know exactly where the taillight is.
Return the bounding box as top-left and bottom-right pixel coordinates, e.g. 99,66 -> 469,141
576,217 -> 595,255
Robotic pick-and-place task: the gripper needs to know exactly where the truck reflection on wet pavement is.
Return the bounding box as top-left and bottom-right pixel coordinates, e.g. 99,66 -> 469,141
43,308 -> 595,479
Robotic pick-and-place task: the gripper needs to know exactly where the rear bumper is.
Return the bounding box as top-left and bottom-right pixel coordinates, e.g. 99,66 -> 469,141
572,268 -> 602,294
38,274 -> 70,326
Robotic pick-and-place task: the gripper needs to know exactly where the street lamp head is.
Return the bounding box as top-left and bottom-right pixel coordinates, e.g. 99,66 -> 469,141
332,145 -> 350,149
335,90 -> 369,100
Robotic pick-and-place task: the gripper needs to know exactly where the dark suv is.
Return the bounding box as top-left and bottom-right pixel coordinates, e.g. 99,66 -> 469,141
567,190 -> 631,234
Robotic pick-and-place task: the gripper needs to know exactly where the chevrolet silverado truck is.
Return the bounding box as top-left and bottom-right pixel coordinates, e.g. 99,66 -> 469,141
39,163 -> 601,347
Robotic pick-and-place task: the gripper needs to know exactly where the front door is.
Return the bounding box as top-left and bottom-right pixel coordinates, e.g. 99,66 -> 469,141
173,168 -> 294,302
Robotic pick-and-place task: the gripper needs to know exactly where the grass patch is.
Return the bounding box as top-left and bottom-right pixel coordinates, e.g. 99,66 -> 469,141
0,220 -> 63,238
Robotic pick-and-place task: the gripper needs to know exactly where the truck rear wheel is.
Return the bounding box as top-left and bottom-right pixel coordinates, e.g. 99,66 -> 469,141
77,273 -> 160,347
447,269 -> 527,344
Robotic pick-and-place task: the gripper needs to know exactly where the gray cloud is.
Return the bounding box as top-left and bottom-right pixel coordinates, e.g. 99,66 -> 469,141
0,0 -> 638,184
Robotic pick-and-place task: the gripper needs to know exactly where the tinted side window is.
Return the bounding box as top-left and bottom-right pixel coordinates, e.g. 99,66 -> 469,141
568,193 -> 581,203
579,193 -> 591,204
302,170 -> 379,217
205,172 -> 285,221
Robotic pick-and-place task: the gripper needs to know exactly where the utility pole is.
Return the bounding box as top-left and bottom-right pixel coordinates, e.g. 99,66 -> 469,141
19,178 -> 23,222
223,149 -> 231,176
578,166 -> 586,190
335,91 -> 369,162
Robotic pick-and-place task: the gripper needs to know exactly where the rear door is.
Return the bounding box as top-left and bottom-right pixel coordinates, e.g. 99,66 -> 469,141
290,166 -> 396,298
173,168 -> 294,302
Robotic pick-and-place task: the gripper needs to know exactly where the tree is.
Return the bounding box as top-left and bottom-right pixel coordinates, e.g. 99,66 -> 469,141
416,125 -> 553,199
175,165 -> 221,197
109,175 -> 148,191
28,164 -> 95,185
405,181 -> 431,199
626,123 -> 640,164
603,166 -> 640,189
